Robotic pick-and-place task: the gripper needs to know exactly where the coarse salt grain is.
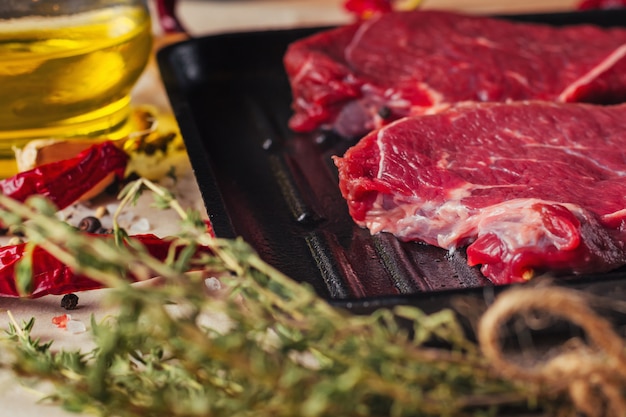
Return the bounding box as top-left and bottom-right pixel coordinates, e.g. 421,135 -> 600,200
65,319 -> 87,334
205,277 -> 221,291
130,217 -> 151,233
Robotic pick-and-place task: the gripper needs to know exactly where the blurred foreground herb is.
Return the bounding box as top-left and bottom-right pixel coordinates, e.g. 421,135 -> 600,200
0,180 -> 573,417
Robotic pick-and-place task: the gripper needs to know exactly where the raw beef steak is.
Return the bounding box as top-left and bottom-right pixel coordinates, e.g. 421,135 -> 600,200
285,11 -> 626,138
333,101 -> 626,284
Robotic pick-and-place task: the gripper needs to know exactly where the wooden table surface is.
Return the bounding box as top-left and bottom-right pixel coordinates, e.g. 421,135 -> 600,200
175,0 -> 579,35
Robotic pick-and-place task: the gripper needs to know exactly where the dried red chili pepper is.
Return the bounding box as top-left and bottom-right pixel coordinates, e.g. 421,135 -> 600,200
343,0 -> 423,19
0,141 -> 128,211
577,0 -> 626,9
344,0 -> 393,18
0,140 -> 214,298
155,0 -> 187,34
0,234 -> 207,298
204,219 -> 215,238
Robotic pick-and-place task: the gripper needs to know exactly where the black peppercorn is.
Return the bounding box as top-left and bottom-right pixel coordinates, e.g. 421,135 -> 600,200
378,106 -> 392,119
61,293 -> 79,310
78,216 -> 102,233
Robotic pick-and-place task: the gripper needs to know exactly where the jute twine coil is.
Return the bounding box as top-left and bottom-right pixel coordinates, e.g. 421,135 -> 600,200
477,286 -> 626,417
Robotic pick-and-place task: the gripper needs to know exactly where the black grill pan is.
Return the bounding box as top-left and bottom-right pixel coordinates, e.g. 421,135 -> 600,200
157,9 -> 626,314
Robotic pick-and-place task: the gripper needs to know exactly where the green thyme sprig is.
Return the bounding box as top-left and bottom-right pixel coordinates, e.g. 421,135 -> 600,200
0,179 -> 552,417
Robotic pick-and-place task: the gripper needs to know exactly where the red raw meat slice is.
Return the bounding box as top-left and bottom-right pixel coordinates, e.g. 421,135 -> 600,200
333,101 -> 626,284
284,10 -> 626,137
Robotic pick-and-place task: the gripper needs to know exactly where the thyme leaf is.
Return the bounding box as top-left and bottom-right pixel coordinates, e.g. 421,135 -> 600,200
0,179 -> 555,416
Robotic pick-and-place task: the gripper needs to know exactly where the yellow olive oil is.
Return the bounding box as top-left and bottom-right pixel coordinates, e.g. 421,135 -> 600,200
0,5 -> 152,176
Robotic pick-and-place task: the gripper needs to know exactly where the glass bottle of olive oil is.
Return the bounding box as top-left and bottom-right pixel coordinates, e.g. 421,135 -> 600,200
0,2 -> 152,177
